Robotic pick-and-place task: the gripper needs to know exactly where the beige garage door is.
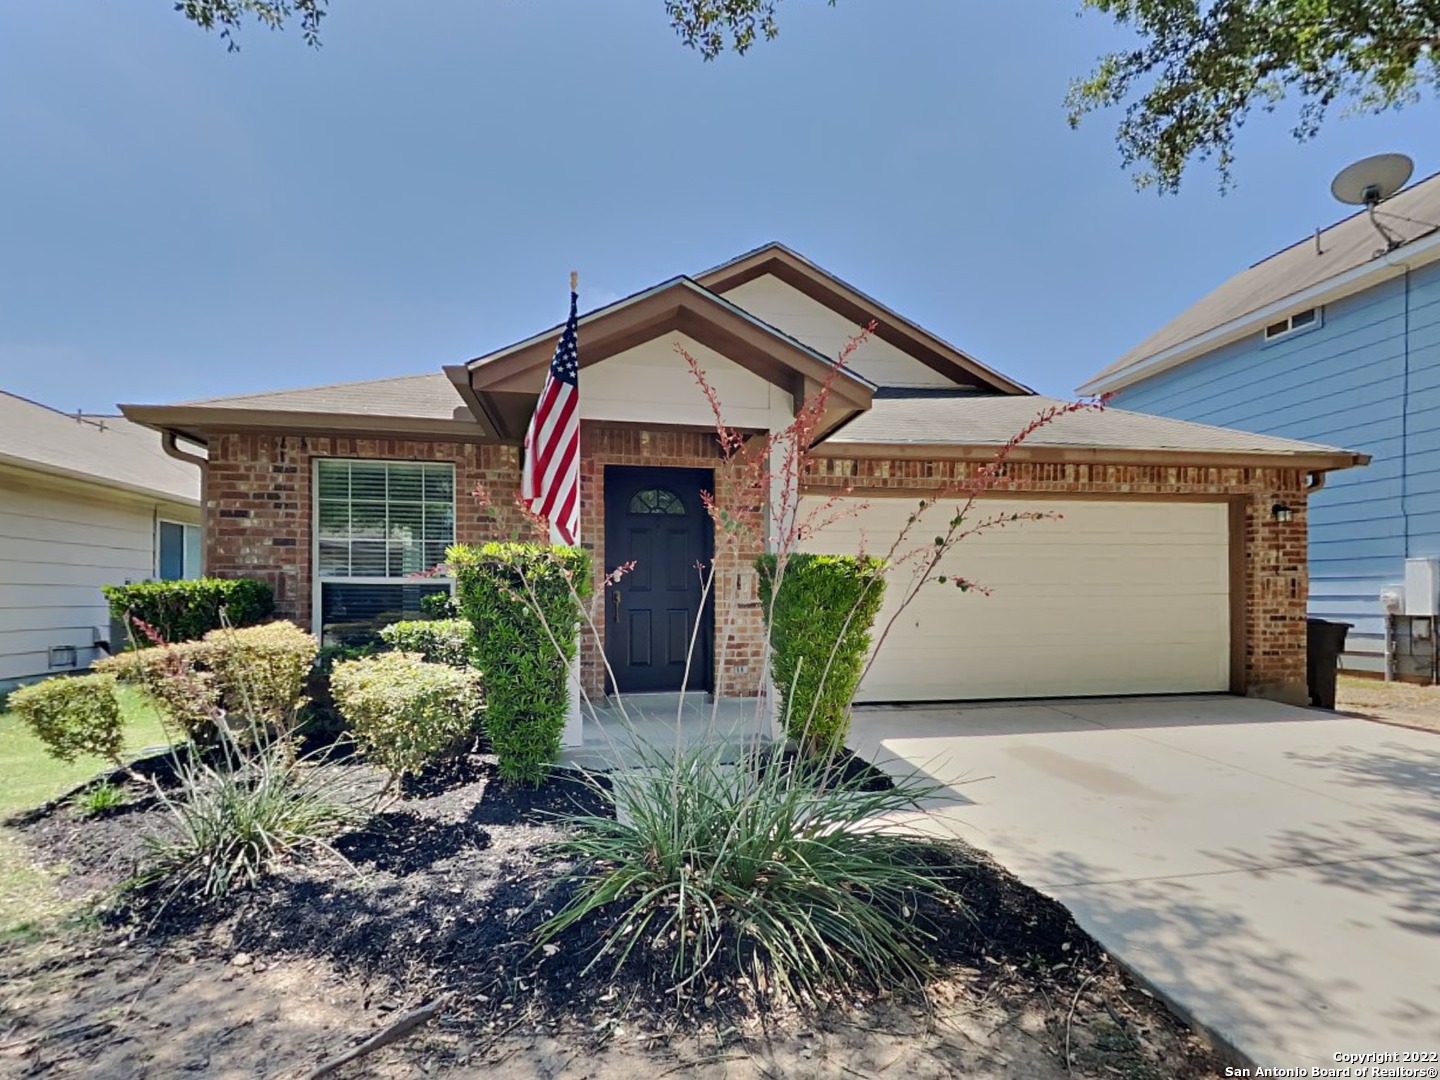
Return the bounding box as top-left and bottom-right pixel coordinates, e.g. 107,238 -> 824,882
796,496 -> 1231,701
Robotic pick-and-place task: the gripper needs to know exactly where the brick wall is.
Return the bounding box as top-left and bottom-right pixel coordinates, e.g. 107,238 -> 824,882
205,430 -> 1313,706
803,455 -> 1311,704
204,434 -> 531,627
578,422 -> 766,700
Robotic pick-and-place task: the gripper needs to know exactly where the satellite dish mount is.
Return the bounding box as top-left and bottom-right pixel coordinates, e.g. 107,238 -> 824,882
1330,153 -> 1415,255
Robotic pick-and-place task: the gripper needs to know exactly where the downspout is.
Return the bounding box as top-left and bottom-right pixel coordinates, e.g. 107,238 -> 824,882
160,431 -> 208,575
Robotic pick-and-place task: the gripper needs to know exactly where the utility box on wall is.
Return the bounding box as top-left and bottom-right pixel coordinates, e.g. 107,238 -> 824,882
1404,558 -> 1440,616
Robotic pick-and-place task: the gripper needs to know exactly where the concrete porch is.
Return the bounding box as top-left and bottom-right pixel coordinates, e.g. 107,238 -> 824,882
560,692 -> 776,770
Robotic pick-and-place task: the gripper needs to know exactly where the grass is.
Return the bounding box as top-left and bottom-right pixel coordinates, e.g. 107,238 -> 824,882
0,684 -> 170,938
1337,674 -> 1440,734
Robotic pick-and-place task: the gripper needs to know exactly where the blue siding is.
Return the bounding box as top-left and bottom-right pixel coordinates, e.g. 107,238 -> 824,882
1113,259 -> 1440,671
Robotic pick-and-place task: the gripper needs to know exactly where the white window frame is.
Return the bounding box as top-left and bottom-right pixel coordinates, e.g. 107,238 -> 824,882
310,457 -> 458,639
155,518 -> 202,580
1263,306 -> 1323,343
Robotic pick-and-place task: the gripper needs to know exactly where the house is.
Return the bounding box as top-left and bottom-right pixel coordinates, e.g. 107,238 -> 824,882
1079,171 -> 1440,679
0,392 -> 203,693
120,244 -> 1366,716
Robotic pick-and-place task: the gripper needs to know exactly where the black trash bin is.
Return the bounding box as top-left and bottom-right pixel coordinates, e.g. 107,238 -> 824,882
1306,618 -> 1352,709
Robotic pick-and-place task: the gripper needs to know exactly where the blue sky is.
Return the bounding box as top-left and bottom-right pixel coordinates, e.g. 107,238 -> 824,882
2,0 -> 1437,411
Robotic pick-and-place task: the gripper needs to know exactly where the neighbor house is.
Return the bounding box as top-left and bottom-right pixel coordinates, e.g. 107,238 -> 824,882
0,392 -> 203,693
121,244 -> 1366,713
1079,171 -> 1440,678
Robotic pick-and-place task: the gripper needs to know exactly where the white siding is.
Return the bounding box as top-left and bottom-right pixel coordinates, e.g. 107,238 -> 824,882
0,468 -> 199,688
720,274 -> 960,388
581,331 -> 794,431
798,496 -> 1231,700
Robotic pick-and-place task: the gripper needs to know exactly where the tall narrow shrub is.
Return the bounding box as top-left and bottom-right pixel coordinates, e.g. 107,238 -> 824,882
756,553 -> 888,754
449,543 -> 590,786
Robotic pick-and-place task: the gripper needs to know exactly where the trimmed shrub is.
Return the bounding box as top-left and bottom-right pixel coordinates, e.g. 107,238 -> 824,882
96,641 -> 222,744
379,618 -> 474,669
330,652 -> 484,781
8,673 -> 125,767
540,737 -> 960,999
97,621 -> 316,746
202,622 -> 318,741
756,553 -> 888,754
103,577 -> 274,647
419,591 -> 458,620
449,543 -> 591,786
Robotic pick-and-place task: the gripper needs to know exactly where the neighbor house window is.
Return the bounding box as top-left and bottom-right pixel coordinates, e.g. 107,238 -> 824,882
314,459 -> 456,647
1263,307 -> 1322,341
157,520 -> 202,580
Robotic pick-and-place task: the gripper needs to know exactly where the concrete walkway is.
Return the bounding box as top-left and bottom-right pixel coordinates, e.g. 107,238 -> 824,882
850,695 -> 1440,1068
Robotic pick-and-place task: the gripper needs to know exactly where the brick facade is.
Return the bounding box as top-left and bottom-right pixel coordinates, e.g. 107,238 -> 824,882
803,455 -> 1311,704
204,434 -> 532,627
203,431 -> 1311,706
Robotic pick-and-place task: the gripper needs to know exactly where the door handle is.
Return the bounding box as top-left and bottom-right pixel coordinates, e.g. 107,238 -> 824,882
612,589 -> 622,622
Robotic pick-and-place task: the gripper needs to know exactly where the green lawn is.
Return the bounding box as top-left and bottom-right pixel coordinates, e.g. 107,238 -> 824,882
0,684 -> 170,938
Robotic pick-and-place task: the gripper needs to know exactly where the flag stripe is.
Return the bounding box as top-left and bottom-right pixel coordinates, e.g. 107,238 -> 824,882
521,290 -> 581,544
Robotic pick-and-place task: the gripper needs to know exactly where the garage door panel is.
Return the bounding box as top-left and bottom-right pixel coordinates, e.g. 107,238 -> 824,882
798,496 -> 1230,702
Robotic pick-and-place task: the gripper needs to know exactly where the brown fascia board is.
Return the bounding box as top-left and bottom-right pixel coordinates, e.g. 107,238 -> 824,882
459,279 -> 873,440
695,244 -> 1033,396
119,404 -> 500,444
810,441 -> 1371,473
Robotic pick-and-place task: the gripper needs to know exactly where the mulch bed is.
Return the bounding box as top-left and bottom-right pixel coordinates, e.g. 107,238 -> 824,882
9,748 -> 1229,1077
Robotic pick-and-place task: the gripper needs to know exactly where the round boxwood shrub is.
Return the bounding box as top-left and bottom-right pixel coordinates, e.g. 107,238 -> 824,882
448,543 -> 590,786
330,652 -> 483,782
379,618 -> 474,669
8,672 -> 126,768
756,553 -> 888,754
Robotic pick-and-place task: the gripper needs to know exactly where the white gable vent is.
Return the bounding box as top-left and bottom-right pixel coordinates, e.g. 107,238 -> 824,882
1264,307 -> 1322,341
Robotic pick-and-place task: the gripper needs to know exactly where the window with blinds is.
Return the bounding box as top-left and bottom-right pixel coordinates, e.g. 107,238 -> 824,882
314,459 -> 456,646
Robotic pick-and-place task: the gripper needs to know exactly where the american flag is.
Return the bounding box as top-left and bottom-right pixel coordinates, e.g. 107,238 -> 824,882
521,290 -> 580,544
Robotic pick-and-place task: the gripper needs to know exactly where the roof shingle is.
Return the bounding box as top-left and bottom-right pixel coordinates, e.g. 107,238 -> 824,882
827,391 -> 1357,459
1083,171 -> 1440,393
0,392 -> 201,504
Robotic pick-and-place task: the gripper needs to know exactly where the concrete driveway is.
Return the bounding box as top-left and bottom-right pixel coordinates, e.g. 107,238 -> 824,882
850,696 -> 1440,1068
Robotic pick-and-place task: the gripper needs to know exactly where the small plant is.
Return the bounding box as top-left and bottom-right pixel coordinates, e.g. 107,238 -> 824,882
8,673 -> 126,770
540,738 -> 963,1000
73,780 -> 129,818
449,543 -> 591,786
130,734 -> 370,904
330,652 -> 483,784
378,618 -> 474,669
756,553 -> 888,754
103,577 -> 274,646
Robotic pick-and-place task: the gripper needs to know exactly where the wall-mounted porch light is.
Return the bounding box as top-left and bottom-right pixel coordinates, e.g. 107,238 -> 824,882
1271,503 -> 1295,523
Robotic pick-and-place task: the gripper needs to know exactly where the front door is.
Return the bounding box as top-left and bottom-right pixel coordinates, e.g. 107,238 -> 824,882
604,466 -> 714,694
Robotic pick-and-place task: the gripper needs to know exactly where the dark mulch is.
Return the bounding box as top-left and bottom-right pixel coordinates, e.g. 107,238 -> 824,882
11,745 -> 1207,1072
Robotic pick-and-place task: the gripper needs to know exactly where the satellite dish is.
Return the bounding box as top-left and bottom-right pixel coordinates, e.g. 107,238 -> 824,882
1331,153 -> 1414,206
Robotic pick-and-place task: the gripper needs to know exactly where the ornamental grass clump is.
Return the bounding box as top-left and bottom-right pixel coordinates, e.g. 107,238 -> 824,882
540,738 -> 963,1002
130,732 -> 371,905
330,652 -> 483,784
